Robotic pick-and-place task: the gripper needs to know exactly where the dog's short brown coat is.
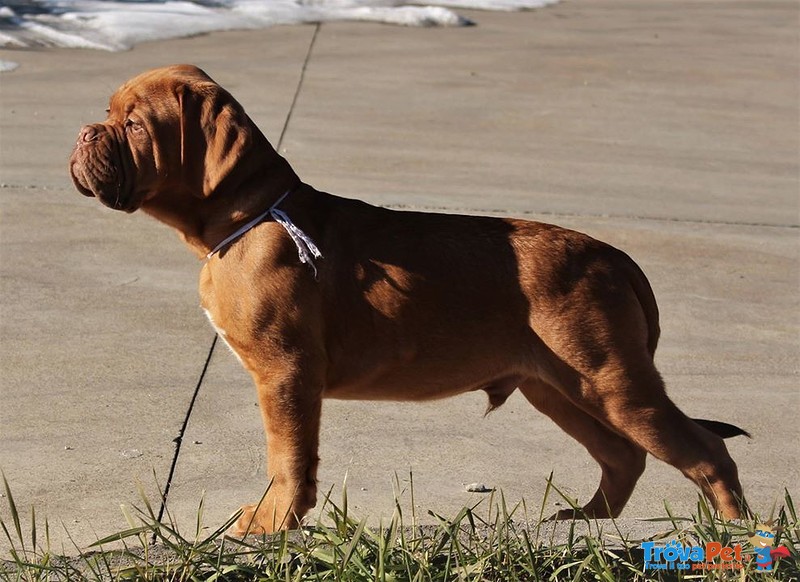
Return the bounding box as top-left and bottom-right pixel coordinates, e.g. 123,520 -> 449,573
70,65 -> 746,535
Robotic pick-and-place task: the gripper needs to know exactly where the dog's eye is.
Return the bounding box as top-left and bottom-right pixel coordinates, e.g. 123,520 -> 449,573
124,118 -> 144,133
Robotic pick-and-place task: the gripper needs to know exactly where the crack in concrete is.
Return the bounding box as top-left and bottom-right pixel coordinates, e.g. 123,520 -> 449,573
154,335 -> 218,531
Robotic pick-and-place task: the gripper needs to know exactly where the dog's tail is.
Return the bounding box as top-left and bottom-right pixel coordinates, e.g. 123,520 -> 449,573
622,258 -> 750,442
693,418 -> 751,439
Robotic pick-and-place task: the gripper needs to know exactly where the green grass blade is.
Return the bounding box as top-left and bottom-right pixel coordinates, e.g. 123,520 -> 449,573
2,472 -> 25,552
89,525 -> 154,547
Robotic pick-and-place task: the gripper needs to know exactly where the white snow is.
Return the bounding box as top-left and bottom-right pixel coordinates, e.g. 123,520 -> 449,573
0,0 -> 558,52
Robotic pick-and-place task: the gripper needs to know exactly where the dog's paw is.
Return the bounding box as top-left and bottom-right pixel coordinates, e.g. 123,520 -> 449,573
547,506 -> 616,521
228,501 -> 301,537
228,503 -> 274,537
547,508 -> 586,521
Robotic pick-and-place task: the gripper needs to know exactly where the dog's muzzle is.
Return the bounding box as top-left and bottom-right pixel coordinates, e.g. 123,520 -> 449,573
69,123 -> 137,212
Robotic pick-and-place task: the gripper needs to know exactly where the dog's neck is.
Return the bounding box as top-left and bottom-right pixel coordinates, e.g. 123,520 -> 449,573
142,183 -> 301,260
141,144 -> 303,260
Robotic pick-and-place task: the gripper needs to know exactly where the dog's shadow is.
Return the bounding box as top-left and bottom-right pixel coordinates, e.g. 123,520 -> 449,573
316,201 -> 538,397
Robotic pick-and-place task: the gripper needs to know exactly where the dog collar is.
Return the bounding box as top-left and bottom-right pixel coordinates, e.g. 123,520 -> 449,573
205,190 -> 322,277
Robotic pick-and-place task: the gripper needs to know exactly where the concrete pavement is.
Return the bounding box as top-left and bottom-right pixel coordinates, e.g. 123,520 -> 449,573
1,0 -> 797,554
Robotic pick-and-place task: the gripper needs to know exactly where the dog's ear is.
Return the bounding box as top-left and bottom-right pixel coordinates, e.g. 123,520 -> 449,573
176,80 -> 255,199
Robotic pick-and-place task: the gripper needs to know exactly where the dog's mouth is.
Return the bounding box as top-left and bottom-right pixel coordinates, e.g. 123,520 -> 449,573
69,123 -> 138,213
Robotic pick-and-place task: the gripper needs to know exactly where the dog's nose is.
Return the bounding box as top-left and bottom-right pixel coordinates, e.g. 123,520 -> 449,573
78,125 -> 100,144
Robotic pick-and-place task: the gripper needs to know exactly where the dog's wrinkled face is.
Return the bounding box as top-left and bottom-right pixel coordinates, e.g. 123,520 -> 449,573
69,64 -> 255,212
69,120 -> 141,212
69,70 -> 175,212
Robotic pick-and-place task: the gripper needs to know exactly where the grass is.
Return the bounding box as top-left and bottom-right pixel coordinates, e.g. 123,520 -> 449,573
1,473 -> 798,581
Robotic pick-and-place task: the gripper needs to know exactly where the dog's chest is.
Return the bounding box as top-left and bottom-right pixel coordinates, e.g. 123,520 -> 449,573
203,307 -> 244,365
199,263 -> 246,365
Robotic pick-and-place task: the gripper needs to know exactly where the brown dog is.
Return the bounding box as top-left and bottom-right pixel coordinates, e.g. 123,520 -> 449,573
70,64 -> 748,535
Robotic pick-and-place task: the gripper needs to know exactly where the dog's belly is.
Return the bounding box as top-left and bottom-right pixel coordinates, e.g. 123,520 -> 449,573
322,327 -> 537,402
320,245 -> 544,401
324,368 -> 525,403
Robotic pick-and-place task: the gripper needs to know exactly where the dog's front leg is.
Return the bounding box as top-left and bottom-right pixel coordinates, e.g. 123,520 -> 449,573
232,366 -> 323,536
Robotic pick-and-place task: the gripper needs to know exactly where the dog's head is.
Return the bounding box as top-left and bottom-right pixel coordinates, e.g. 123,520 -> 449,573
69,64 -> 282,212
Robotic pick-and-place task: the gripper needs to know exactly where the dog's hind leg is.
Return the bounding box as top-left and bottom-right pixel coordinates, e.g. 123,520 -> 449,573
526,249 -> 745,519
580,362 -> 745,519
519,379 -> 646,519
536,327 -> 745,518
